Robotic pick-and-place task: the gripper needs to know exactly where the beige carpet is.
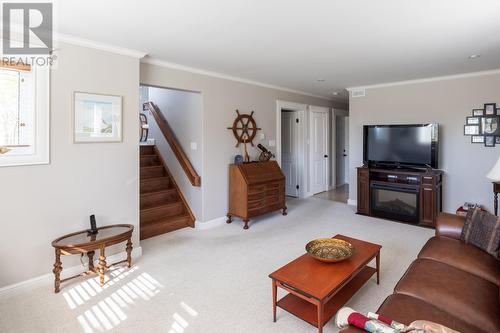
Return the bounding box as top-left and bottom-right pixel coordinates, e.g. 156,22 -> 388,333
0,198 -> 433,333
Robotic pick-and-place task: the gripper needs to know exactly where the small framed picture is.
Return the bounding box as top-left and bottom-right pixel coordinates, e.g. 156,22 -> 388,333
481,117 -> 500,135
496,108 -> 500,116
73,92 -> 123,143
484,103 -> 496,115
485,136 -> 495,147
471,135 -> 484,143
473,109 -> 484,116
496,136 -> 500,144
466,117 -> 480,125
464,125 -> 479,135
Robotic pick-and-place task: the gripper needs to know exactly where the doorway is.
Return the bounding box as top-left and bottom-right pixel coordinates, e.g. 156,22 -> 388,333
336,114 -> 349,187
281,110 -> 300,197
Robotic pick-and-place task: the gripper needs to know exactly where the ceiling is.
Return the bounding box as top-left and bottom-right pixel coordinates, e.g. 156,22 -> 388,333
54,0 -> 500,101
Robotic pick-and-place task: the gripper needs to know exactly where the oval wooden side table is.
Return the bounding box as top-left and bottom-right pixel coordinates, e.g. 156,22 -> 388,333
51,224 -> 134,293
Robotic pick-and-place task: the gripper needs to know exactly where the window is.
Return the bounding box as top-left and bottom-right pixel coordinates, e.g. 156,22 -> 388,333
0,62 -> 49,166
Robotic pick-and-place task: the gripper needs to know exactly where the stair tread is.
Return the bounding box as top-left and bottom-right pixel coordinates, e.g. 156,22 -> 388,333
140,154 -> 158,158
140,213 -> 192,227
141,165 -> 164,169
140,201 -> 183,212
140,176 -> 170,182
140,188 -> 177,197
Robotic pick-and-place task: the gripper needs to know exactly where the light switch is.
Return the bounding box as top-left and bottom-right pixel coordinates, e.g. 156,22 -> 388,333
260,132 -> 265,140
269,140 -> 276,147
190,142 -> 197,150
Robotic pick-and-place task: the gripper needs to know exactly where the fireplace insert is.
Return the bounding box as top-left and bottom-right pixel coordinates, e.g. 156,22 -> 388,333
371,183 -> 419,224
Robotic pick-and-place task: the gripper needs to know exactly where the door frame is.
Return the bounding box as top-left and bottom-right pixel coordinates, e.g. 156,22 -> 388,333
276,100 -> 307,198
308,106 -> 330,195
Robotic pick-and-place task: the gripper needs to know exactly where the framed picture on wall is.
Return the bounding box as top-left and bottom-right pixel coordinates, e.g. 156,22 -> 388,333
496,137 -> 500,144
466,117 -> 480,125
481,117 -> 500,135
484,103 -> 496,115
471,135 -> 485,143
73,92 -> 123,143
496,108 -> 500,116
485,136 -> 495,147
473,109 -> 484,116
464,125 -> 479,135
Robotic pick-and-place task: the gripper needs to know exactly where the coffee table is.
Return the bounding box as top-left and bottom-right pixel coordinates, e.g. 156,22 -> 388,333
51,224 -> 134,293
269,235 -> 381,333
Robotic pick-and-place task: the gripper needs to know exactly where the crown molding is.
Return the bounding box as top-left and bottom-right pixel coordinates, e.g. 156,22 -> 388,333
141,57 -> 341,102
346,68 -> 500,91
55,33 -> 147,59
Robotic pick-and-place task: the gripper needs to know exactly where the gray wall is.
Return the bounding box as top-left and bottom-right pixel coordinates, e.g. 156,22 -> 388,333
349,73 -> 500,213
146,87 -> 203,220
0,43 -> 140,287
141,62 -> 348,221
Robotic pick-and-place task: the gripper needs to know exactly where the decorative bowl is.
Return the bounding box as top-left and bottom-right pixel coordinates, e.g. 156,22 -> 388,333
305,238 -> 355,263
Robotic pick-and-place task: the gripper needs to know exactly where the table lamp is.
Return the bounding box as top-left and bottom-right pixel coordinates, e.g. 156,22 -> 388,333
486,156 -> 500,215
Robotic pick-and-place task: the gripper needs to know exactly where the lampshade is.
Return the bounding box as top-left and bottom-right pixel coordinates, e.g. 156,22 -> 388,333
486,156 -> 500,182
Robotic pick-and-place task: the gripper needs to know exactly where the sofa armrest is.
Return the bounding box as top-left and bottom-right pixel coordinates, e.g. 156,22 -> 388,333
436,213 -> 464,240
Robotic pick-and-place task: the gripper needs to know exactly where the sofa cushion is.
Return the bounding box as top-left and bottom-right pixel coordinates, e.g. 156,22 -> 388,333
394,259 -> 500,333
418,236 -> 500,285
461,208 -> 500,259
339,293 -> 479,333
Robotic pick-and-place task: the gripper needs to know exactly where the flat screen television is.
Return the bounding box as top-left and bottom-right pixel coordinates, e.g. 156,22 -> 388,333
363,124 -> 439,169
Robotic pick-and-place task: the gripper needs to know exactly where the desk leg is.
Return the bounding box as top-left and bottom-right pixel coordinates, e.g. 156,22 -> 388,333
272,280 -> 277,322
87,251 -> 95,272
317,301 -> 324,333
98,246 -> 106,287
376,251 -> 380,285
53,249 -> 62,293
126,238 -> 133,268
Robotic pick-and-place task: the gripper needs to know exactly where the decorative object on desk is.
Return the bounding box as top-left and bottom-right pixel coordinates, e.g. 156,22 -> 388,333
234,154 -> 244,165
463,103 -> 500,147
87,215 -> 98,235
243,137 -> 250,162
484,103 -> 496,115
139,113 -> 149,142
227,109 -> 261,147
486,155 -> 500,215
305,238 -> 354,263
257,143 -> 275,162
73,92 -> 122,143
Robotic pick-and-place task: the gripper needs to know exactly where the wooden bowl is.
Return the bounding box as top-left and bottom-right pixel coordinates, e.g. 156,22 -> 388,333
305,238 -> 355,263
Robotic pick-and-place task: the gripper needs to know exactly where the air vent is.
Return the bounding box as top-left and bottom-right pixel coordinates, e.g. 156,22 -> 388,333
351,89 -> 366,98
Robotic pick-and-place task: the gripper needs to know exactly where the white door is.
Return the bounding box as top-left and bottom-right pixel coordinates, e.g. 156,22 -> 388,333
336,115 -> 349,185
343,117 -> 349,184
281,111 -> 299,197
310,109 -> 329,194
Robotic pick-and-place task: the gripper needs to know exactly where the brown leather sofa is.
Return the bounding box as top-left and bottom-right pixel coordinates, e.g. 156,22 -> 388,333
341,213 -> 500,333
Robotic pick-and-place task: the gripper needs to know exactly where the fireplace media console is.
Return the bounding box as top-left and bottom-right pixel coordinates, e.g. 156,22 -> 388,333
357,166 -> 443,227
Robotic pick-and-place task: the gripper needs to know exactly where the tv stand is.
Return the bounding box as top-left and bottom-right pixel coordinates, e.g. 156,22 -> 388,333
357,166 -> 443,227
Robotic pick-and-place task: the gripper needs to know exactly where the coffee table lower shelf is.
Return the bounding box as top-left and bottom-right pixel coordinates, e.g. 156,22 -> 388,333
276,266 -> 376,327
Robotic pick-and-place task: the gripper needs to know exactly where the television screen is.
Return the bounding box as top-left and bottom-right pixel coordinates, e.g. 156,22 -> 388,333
364,124 -> 438,168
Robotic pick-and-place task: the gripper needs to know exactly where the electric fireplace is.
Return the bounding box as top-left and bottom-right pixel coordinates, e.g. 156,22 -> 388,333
370,183 -> 419,224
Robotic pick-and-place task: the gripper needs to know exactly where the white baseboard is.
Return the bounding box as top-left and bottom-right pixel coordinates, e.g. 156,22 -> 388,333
0,247 -> 142,297
347,199 -> 357,206
195,216 -> 227,230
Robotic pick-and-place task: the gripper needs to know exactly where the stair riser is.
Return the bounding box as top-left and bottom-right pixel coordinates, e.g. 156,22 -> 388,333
140,218 -> 190,240
140,179 -> 171,193
140,156 -> 161,167
141,204 -> 185,223
140,167 -> 165,179
140,191 -> 179,210
140,146 -> 155,155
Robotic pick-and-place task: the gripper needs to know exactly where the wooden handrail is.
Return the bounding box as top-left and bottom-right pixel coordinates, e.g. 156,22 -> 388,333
143,101 -> 201,187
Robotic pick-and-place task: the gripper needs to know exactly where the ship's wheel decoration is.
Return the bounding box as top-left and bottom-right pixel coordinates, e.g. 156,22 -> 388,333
227,110 -> 261,147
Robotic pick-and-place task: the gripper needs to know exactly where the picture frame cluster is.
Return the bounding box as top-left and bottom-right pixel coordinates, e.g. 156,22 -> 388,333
464,103 -> 500,147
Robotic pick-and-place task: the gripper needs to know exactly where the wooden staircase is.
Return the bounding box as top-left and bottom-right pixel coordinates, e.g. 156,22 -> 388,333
140,145 -> 194,240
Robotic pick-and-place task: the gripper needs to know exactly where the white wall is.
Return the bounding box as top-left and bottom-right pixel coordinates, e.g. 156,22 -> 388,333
0,43 -> 140,288
145,86 -> 203,220
348,73 -> 500,213
140,62 -> 348,222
